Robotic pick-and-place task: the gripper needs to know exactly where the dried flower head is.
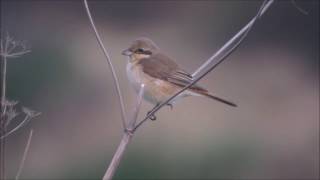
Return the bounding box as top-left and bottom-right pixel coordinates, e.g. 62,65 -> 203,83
22,107 -> 41,118
0,33 -> 31,58
3,99 -> 18,107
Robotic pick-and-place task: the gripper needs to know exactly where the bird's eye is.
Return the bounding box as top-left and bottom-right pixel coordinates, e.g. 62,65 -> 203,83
135,48 -> 144,53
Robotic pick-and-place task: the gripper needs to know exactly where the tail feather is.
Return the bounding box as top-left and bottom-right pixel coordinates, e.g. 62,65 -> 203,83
203,93 -> 237,107
179,83 -> 237,107
192,89 -> 237,107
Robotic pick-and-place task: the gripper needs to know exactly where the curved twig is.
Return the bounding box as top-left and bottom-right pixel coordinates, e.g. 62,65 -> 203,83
0,115 -> 31,140
83,0 -> 128,129
15,129 -> 33,180
291,0 -> 308,15
192,0 -> 272,77
103,84 -> 144,180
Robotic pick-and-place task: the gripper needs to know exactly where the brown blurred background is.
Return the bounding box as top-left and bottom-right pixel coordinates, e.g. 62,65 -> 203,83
1,0 -> 319,179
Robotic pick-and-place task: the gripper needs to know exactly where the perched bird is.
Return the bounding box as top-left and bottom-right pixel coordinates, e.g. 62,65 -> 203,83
122,38 -> 236,119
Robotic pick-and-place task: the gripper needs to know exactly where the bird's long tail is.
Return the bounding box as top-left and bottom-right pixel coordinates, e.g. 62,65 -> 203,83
191,88 -> 237,107
201,92 -> 237,107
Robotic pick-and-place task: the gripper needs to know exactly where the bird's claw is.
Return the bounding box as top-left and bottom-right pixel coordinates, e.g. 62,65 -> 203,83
167,103 -> 173,110
147,111 -> 157,121
124,128 -> 134,136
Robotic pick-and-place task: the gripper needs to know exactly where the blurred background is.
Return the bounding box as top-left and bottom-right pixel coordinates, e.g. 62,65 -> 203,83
1,0 -> 319,179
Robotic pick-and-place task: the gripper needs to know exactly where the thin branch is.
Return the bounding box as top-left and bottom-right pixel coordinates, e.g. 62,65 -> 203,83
192,0 -> 272,77
0,33 -> 8,180
15,129 -> 33,180
83,0 -> 128,129
127,84 -> 145,130
1,49 -> 7,116
0,114 -> 33,140
103,84 -> 144,180
103,133 -> 131,180
291,0 -> 308,15
5,50 -> 31,58
133,0 -> 273,132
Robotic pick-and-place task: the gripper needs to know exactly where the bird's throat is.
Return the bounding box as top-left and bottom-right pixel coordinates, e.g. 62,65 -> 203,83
129,53 -> 150,63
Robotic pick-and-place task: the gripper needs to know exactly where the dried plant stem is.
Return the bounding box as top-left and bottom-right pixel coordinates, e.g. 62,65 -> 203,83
103,85 -> 144,180
103,133 -> 132,180
83,2 -> 145,178
0,31 -> 34,180
1,115 -> 31,140
0,40 -> 8,180
1,55 -> 6,115
83,0 -> 128,129
15,129 -> 33,180
192,0 -> 273,77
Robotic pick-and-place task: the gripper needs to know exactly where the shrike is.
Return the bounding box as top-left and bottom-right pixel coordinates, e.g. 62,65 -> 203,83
122,37 -> 236,115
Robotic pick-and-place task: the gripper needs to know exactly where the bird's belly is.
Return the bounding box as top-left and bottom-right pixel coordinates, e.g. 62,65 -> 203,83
126,63 -> 180,104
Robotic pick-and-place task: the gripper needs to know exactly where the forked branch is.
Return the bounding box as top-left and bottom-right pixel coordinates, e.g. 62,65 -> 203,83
103,84 -> 145,180
83,0 -> 128,129
83,0 -> 274,180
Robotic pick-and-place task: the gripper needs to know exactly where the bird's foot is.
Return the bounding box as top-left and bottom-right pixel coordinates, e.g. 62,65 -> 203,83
167,103 -> 173,110
124,128 -> 134,136
147,111 -> 157,121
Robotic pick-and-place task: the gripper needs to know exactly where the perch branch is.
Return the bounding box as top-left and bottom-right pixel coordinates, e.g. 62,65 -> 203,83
103,84 -> 145,180
192,0 -> 273,77
132,0 -> 273,132
83,0 -> 128,129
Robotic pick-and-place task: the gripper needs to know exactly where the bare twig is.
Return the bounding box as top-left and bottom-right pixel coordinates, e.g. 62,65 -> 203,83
127,84 -> 145,130
1,115 -> 29,140
0,107 -> 40,140
103,84 -> 145,180
1,44 -> 7,116
83,0 -> 128,129
0,32 -> 8,180
15,129 -> 33,180
291,0 -> 308,15
133,0 -> 273,132
103,133 -> 131,180
192,0 -> 273,77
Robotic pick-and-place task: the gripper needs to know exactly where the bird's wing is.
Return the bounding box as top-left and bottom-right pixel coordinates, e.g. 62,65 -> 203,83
139,53 -> 237,107
139,53 -> 207,92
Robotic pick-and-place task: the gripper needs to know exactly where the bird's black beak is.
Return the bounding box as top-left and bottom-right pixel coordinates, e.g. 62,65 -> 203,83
121,49 -> 133,56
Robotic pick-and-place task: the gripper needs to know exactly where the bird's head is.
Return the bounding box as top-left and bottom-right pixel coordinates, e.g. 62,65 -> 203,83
122,37 -> 159,62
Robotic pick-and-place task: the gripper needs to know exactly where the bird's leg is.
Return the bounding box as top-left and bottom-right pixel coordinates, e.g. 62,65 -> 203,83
147,103 -> 159,121
167,103 -> 173,110
147,111 -> 156,121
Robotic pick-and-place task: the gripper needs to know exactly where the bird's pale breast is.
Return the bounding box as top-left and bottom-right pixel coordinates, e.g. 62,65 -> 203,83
126,62 -> 181,104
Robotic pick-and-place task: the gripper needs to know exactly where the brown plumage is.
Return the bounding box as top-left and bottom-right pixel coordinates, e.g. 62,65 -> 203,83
123,37 -> 237,107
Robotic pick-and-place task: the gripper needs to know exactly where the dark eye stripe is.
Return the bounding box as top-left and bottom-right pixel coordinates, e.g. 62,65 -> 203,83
135,48 -> 152,55
135,48 -> 144,53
